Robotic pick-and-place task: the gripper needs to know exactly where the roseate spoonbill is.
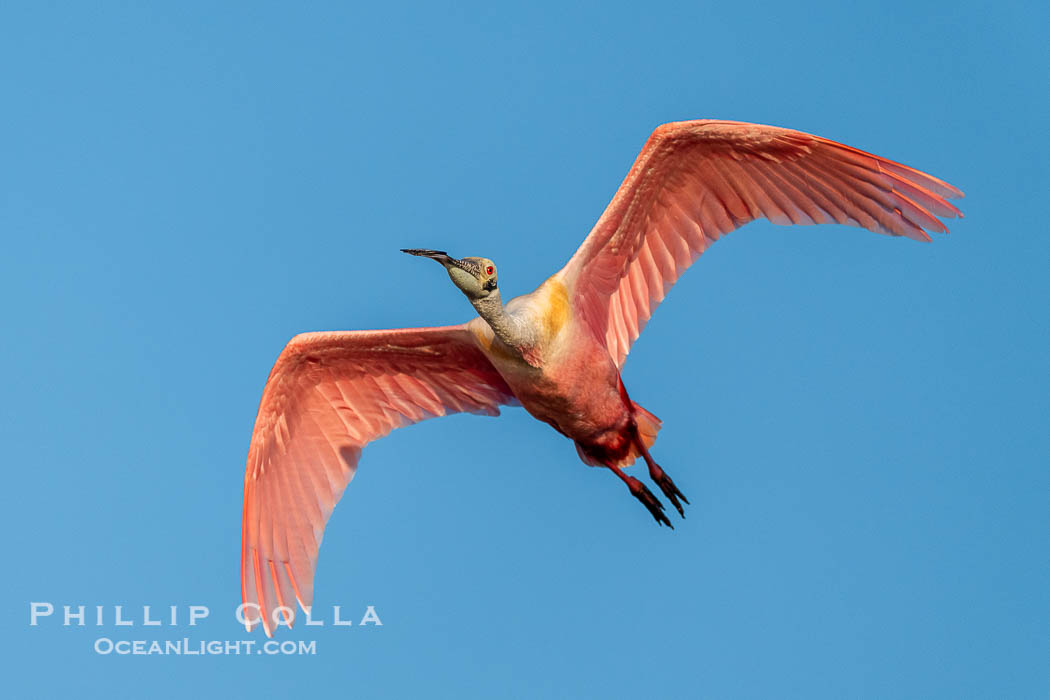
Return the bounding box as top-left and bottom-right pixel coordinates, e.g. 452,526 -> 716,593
241,120 -> 963,635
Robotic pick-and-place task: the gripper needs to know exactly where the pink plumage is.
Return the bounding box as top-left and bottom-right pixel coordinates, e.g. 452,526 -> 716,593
241,327 -> 516,635
558,121 -> 962,367
241,120 -> 963,636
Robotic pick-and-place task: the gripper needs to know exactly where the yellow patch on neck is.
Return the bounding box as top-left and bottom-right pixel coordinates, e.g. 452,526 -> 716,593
539,277 -> 570,340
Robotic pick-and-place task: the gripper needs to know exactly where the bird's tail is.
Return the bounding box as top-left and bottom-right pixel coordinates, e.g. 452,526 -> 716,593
631,402 -> 662,454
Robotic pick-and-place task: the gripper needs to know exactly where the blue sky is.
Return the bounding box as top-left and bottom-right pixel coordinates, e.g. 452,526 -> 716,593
3,1 -> 1047,697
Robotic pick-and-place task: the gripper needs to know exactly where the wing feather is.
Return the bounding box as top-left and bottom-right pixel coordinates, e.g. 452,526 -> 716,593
559,120 -> 964,367
241,325 -> 516,635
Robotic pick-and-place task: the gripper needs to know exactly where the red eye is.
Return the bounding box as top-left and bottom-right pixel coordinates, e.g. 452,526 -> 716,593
486,266 -> 494,275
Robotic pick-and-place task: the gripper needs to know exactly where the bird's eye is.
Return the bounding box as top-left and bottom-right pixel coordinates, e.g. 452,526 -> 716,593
486,265 -> 494,275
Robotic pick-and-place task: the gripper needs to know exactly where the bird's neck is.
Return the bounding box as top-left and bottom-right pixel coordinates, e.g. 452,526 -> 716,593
471,292 -> 537,362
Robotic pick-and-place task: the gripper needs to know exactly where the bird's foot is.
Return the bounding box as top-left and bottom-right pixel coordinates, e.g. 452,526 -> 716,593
649,464 -> 689,518
625,476 -> 673,529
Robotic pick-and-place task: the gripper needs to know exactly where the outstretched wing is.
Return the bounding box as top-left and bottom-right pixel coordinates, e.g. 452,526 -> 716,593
241,324 -> 516,636
558,120 -> 964,368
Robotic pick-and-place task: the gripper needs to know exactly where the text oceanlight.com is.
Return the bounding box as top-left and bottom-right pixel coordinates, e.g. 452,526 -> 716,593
93,638 -> 317,655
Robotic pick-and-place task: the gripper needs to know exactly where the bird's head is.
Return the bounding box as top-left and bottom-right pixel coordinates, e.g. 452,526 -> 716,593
401,249 -> 499,302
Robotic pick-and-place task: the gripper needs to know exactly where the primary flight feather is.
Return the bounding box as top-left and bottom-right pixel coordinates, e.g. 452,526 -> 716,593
241,119 -> 963,635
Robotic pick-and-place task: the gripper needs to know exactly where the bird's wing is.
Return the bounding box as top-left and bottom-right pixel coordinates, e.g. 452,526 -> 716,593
241,324 -> 516,636
557,120 -> 964,368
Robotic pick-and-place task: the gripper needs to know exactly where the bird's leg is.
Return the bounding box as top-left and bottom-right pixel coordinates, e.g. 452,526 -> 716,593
634,438 -> 689,518
607,464 -> 673,529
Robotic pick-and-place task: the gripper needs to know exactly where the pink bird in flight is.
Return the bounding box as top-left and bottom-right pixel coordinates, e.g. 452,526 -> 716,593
241,120 -> 963,635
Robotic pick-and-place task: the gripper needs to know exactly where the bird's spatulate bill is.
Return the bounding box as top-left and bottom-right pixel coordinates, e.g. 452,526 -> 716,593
401,248 -> 449,258
401,248 -> 462,268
